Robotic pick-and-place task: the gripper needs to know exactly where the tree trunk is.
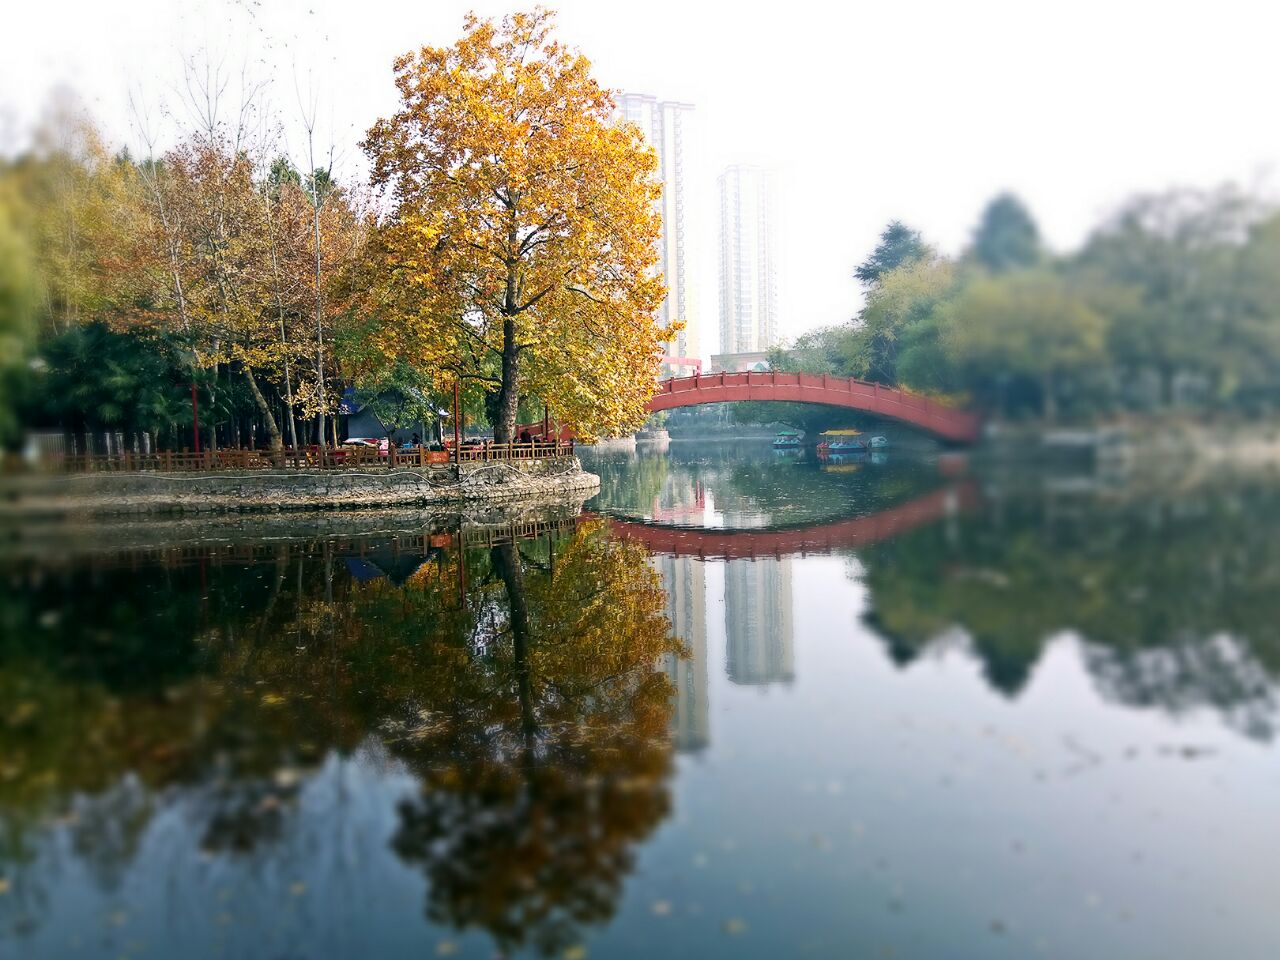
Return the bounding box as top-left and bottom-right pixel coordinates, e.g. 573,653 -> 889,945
242,367 -> 284,452
494,543 -> 537,739
313,200 -> 327,449
494,316 -> 520,443
278,321 -> 298,449
207,368 -> 219,455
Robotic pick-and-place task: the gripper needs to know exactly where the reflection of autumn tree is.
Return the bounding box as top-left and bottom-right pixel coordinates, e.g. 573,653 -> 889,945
0,544 -> 470,870
390,523 -> 679,957
0,522 -> 679,952
861,482 -> 1280,736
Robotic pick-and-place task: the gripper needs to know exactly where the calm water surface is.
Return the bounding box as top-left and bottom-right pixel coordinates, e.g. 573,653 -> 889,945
2,438 -> 1279,959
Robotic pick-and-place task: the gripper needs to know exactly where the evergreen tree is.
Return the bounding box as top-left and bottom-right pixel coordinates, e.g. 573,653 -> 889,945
971,193 -> 1041,272
854,220 -> 928,286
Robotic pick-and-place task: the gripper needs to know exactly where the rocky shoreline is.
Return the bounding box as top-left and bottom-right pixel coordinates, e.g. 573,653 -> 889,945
0,457 -> 600,517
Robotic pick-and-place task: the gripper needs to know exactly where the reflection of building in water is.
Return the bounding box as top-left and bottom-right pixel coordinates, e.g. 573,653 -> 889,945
654,554 -> 709,752
725,557 -> 794,685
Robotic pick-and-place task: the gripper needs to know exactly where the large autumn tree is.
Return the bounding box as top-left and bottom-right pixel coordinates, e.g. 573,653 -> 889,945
362,8 -> 671,442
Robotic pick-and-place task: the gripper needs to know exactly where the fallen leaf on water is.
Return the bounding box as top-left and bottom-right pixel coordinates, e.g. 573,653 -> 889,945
723,918 -> 747,936
562,945 -> 587,960
0,878 -> 9,895
289,882 -> 306,896
435,941 -> 458,956
650,900 -> 672,916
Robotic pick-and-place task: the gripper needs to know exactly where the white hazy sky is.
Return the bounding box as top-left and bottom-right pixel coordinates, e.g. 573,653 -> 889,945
5,0 -> 1279,353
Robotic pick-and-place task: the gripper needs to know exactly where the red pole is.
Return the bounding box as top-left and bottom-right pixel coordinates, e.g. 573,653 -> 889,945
191,382 -> 201,454
453,380 -> 461,464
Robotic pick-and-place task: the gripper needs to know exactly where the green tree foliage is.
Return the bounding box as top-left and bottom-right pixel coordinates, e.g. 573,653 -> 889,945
766,326 -> 856,376
970,192 -> 1041,272
769,188 -> 1280,424
1074,188 -> 1280,411
941,272 -> 1107,421
853,220 -> 929,286
27,322 -> 201,445
848,257 -> 957,385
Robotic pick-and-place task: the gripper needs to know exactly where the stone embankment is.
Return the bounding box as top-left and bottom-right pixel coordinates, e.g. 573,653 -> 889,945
0,491 -> 595,565
0,457 -> 600,517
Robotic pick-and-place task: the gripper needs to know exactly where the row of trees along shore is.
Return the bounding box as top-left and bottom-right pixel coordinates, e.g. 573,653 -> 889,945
769,189 -> 1280,426
0,9 -> 673,455
6,8 -> 1280,452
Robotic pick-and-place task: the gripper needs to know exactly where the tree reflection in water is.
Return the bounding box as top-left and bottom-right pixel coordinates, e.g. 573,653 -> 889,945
860,479 -> 1280,739
0,520 -> 680,955
391,532 -> 677,956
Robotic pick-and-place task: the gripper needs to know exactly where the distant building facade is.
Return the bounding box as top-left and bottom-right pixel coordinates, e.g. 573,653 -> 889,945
709,351 -> 771,374
616,93 -> 699,378
718,164 -> 779,355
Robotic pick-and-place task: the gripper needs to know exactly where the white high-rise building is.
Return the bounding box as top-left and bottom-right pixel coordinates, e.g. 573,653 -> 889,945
718,164 -> 779,355
616,93 -> 699,377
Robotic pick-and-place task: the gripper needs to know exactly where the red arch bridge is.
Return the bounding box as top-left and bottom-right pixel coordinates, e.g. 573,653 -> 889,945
526,372 -> 982,444
590,481 -> 980,560
647,372 -> 981,443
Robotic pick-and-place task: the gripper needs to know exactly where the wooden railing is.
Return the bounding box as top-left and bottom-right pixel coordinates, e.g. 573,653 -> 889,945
449,439 -> 575,462
42,440 -> 576,474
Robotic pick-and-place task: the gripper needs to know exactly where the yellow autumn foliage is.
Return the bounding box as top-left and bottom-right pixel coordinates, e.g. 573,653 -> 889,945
362,9 -> 673,440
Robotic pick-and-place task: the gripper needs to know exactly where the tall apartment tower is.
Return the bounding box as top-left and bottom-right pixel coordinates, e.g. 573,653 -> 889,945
718,164 -> 779,355
616,93 -> 700,377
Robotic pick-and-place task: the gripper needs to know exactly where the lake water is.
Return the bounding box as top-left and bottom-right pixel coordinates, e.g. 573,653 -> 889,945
2,439 -> 1278,959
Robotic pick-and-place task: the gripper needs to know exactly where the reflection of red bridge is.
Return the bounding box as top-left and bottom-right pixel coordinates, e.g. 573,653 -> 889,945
647,372 -> 982,443
595,481 -> 979,559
